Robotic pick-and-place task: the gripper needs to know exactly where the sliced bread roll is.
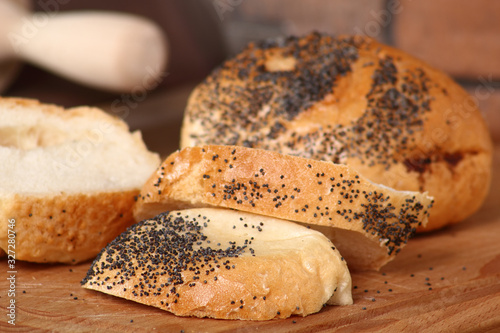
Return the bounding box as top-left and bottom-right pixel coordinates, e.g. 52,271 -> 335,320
181,33 -> 492,232
0,97 -> 160,263
82,208 -> 352,320
134,145 -> 433,271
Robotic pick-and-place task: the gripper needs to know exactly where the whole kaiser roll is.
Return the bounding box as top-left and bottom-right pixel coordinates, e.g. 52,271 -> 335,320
180,32 -> 493,232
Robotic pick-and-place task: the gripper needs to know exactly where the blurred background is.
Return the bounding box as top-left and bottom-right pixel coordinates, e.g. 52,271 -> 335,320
2,0 -> 499,157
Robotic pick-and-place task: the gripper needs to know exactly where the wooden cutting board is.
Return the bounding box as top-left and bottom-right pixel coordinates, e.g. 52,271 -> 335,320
1,147 -> 499,332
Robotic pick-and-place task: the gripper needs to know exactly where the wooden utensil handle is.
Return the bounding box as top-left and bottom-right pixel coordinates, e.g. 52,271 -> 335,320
10,11 -> 168,92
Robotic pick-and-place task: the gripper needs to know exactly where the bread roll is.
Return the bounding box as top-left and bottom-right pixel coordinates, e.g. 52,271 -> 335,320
0,97 -> 160,263
134,145 -> 433,271
181,33 -> 493,232
82,208 -> 352,320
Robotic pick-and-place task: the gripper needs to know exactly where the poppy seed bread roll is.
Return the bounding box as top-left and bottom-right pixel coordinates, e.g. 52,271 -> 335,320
0,97 -> 160,263
134,145 -> 433,271
180,33 -> 493,232
82,208 -> 353,320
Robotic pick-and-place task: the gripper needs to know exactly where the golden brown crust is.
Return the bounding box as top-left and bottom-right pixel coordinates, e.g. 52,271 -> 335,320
134,145 -> 433,271
82,208 -> 352,320
0,191 -> 138,264
181,33 -> 493,232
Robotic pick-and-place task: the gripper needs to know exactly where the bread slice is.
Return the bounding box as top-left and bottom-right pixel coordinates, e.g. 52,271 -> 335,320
134,145 -> 433,271
0,97 -> 160,263
82,208 -> 352,320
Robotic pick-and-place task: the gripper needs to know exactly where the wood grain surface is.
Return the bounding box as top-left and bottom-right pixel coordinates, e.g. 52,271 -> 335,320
1,147 -> 499,332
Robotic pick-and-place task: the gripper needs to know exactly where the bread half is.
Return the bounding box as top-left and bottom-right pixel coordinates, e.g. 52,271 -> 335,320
82,208 -> 352,320
134,145 -> 433,271
0,98 -> 160,263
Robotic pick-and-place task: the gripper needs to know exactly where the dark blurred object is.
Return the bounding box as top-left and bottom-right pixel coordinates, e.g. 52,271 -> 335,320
4,0 -> 227,107
218,0 -> 386,55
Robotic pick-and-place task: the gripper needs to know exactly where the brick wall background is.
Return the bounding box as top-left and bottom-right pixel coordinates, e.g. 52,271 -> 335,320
215,0 -> 500,143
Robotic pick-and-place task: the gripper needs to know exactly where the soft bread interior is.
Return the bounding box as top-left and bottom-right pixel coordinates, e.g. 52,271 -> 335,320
0,98 -> 159,194
82,208 -> 352,320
